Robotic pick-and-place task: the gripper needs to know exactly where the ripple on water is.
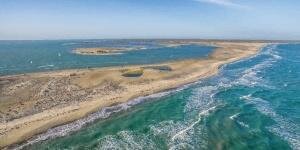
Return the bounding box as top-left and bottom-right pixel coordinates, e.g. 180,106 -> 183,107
241,95 -> 300,149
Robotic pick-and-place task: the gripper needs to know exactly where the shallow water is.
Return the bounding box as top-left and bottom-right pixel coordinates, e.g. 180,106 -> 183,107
0,40 -> 213,75
16,43 -> 300,150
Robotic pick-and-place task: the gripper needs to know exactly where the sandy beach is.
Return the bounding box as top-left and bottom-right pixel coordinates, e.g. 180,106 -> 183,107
0,41 -> 266,148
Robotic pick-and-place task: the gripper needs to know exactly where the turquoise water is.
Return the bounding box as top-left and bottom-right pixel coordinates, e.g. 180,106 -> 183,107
0,40 -> 213,75
15,44 -> 300,149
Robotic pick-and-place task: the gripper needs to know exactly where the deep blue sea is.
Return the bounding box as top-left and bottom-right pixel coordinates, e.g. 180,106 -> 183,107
0,40 -> 213,75
5,42 -> 300,150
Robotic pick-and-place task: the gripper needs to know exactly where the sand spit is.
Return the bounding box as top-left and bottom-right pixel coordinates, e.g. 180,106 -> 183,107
0,41 -> 266,148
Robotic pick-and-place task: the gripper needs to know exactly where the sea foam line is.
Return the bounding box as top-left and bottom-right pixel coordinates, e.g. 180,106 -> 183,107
233,45 -> 281,88
171,105 -> 217,141
37,64 -> 55,68
229,113 -> 240,120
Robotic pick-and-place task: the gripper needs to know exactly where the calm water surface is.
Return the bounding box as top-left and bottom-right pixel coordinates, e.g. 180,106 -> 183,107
0,40 -> 213,75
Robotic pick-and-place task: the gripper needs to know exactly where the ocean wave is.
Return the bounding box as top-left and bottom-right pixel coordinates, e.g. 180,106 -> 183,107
169,81 -> 222,148
37,64 -> 55,68
232,45 -> 281,88
218,44 -> 268,72
230,113 -> 250,128
184,85 -> 217,114
241,95 -> 300,149
150,119 -> 208,150
261,44 -> 282,60
236,120 -> 250,128
61,42 -> 82,46
172,105 -> 217,141
229,113 -> 240,120
286,58 -> 300,63
210,44 -> 280,91
95,131 -> 156,150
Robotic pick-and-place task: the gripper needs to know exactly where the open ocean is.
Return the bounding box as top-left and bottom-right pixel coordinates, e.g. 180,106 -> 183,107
3,41 -> 299,150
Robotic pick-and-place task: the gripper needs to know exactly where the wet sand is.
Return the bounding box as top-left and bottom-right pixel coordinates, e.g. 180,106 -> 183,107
0,41 -> 266,148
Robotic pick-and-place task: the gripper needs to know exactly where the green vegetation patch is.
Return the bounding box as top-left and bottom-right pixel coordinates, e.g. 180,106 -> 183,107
122,68 -> 144,77
143,65 -> 172,71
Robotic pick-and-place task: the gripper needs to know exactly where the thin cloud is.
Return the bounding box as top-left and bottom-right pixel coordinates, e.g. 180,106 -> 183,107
194,0 -> 249,9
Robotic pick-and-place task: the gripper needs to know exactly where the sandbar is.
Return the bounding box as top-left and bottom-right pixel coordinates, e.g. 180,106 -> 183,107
0,41 -> 266,148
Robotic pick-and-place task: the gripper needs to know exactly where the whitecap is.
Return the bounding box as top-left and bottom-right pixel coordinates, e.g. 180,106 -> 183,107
148,82 -> 221,149
61,42 -> 80,46
232,45 -> 282,88
171,105 -> 217,141
261,44 -> 282,60
150,119 -> 208,150
184,85 -> 218,114
236,120 -> 250,128
230,113 -> 250,128
229,113 -> 240,120
95,131 -> 156,150
37,64 -> 55,68
233,58 -> 274,87
215,44 -> 281,90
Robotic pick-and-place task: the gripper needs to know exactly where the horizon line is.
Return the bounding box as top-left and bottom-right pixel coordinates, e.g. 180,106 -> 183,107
0,38 -> 299,42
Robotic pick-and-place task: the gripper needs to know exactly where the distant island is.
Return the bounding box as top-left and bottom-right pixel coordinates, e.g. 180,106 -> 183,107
73,47 -> 133,55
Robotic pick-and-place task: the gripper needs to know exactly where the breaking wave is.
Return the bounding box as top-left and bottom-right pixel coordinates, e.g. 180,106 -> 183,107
95,131 -> 157,150
37,64 -> 55,68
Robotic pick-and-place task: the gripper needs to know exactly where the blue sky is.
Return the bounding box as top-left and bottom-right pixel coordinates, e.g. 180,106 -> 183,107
1,0 -> 300,40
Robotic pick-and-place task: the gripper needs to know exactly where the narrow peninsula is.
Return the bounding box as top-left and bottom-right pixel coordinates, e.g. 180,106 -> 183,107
0,41 -> 266,148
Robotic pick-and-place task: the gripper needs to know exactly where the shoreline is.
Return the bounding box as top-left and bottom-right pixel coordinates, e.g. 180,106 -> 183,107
13,79 -> 199,149
0,41 -> 266,148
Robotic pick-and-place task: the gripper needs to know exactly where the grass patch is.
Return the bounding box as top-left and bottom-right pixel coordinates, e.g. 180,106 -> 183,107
122,68 -> 144,77
143,65 -> 172,71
